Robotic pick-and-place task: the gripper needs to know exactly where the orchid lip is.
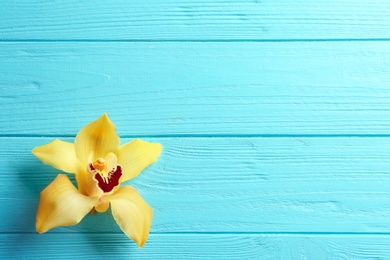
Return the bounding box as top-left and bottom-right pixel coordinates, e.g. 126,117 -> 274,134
88,160 -> 122,193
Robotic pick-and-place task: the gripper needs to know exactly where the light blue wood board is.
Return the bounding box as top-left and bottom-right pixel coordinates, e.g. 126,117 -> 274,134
3,137 -> 390,235
3,234 -> 390,259
2,41 -> 390,136
1,0 -> 390,40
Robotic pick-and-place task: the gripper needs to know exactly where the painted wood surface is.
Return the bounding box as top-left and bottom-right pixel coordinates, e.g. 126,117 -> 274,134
1,0 -> 390,259
3,234 -> 390,259
3,137 -> 390,234
2,42 -> 390,136
1,0 -> 390,40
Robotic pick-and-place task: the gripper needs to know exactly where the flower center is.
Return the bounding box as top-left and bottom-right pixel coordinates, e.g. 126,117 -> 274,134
93,157 -> 106,171
88,157 -> 122,193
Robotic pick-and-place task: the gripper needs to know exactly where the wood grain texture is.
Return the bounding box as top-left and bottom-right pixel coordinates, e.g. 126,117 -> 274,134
3,233 -> 390,259
3,137 -> 390,234
1,0 -> 390,258
2,41 -> 390,136
1,0 -> 390,40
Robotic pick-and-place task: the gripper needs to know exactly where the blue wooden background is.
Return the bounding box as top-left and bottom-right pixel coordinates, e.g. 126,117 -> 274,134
2,0 -> 390,259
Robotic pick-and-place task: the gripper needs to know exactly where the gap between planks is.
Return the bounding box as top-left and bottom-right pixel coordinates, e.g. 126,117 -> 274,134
3,134 -> 390,138
2,39 -> 390,43
5,231 -> 390,236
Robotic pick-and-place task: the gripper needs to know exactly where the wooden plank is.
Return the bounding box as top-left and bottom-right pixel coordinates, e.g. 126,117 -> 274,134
1,0 -> 390,40
2,233 -> 390,259
3,137 -> 390,233
2,41 -> 390,136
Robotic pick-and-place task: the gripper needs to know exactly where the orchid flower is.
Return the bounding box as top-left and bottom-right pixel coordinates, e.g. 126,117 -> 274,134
32,113 -> 162,247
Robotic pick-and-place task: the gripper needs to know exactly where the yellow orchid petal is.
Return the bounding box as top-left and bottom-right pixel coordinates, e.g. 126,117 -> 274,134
104,152 -> 118,172
32,139 -> 88,195
117,138 -> 162,183
95,196 -> 110,213
75,168 -> 89,196
108,186 -> 153,247
36,174 -> 98,234
74,113 -> 120,166
32,139 -> 82,174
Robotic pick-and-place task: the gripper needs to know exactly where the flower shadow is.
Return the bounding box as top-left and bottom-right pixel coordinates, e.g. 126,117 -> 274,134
82,211 -> 140,255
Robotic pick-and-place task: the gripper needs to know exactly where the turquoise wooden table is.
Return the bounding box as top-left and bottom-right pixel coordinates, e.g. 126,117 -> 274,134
2,1 -> 390,259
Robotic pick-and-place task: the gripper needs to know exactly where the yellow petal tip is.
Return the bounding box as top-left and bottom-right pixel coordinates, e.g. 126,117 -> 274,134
101,112 -> 112,124
36,225 -> 46,234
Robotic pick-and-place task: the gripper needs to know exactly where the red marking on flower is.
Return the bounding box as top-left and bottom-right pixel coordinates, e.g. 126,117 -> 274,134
89,164 -> 122,193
